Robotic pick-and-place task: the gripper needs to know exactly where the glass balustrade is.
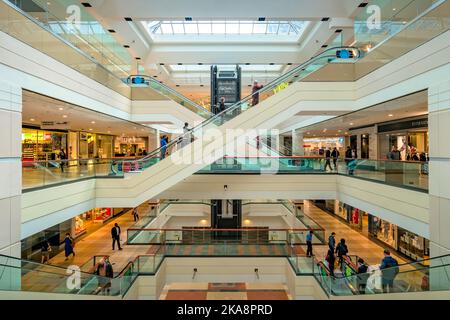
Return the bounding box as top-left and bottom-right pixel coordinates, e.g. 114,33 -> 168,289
22,156 -> 429,191
312,253 -> 450,296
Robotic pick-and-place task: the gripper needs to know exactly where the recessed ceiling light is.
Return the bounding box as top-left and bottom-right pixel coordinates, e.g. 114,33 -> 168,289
62,115 -> 68,118
349,122 -> 354,126
91,121 -> 95,124
89,128 -> 93,131
393,8 -> 396,11
388,114 -> 394,117
30,118 -> 35,121
58,107 -> 64,110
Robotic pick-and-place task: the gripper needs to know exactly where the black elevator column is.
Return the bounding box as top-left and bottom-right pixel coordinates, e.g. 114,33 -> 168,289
211,200 -> 242,240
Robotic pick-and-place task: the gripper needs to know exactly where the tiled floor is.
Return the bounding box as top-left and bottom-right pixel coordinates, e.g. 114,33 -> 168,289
160,282 -> 291,300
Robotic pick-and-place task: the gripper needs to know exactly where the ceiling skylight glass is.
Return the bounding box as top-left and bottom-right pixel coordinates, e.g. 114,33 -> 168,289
143,20 -> 309,42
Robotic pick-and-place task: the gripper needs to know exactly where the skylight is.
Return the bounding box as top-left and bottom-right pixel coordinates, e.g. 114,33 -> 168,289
143,20 -> 308,42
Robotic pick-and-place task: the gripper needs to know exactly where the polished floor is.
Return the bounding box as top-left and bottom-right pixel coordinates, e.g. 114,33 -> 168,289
160,282 -> 291,300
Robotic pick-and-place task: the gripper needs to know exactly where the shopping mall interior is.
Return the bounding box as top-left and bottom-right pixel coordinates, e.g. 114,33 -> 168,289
0,0 -> 450,302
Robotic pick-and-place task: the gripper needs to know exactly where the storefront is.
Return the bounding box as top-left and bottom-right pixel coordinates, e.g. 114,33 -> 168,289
79,132 -> 114,159
22,127 -> 115,162
21,207 -> 129,262
22,127 -> 67,162
378,117 -> 428,160
115,136 -> 148,157
398,227 -> 430,263
368,214 -> 398,250
303,137 -> 345,156
72,208 -> 114,238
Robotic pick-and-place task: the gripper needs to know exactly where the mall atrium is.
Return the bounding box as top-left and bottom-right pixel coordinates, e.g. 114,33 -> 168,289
0,0 -> 450,301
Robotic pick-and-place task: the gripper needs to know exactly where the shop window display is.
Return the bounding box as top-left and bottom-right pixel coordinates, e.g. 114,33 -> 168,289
398,227 -> 430,264
368,215 -> 397,249
22,128 -> 67,162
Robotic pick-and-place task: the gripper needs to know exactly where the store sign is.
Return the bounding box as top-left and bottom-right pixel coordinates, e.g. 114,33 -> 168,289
378,118 -> 428,133
40,121 -> 70,130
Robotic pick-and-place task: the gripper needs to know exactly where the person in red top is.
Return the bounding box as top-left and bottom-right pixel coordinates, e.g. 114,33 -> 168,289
251,80 -> 264,106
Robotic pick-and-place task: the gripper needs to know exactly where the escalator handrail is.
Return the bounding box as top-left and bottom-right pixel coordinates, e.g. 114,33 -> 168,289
131,75 -> 213,117
133,46 -> 360,164
322,253 -> 450,281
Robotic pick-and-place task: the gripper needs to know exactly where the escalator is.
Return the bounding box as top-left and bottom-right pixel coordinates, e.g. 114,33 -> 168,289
90,46 -> 361,205
314,254 -> 450,296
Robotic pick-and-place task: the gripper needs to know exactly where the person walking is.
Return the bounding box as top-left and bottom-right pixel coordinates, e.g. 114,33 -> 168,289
111,223 -> 122,251
160,135 -> 168,160
335,238 -> 349,267
379,249 -> 399,293
251,80 -> 263,106
325,248 -> 336,277
95,256 -> 114,295
218,96 -> 226,114
356,258 -> 369,294
328,232 -> 336,251
132,207 -> 139,222
331,147 -> 340,171
64,233 -> 75,261
306,230 -> 314,257
180,122 -> 192,148
324,148 -> 332,172
59,149 -> 66,173
41,239 -> 52,264
345,146 -> 352,165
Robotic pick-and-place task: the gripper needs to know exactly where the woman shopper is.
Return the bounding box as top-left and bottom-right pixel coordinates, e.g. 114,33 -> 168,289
64,233 -> 75,261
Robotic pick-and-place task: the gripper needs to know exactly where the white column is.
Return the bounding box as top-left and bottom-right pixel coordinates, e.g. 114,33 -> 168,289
292,130 -> 304,156
428,80 -> 450,290
0,80 -> 22,290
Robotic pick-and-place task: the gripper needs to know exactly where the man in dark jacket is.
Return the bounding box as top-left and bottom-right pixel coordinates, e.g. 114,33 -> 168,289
357,258 -> 369,294
345,146 -> 352,164
111,223 -> 122,250
328,232 -> 336,251
331,147 -> 340,171
324,148 -> 332,171
380,249 -> 399,293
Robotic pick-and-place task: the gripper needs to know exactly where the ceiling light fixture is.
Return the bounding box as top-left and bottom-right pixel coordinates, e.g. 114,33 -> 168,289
30,118 -> 35,121
388,114 -> 394,117
89,128 -> 93,131
62,115 -> 68,118
91,121 -> 95,124
58,107 -> 64,110
349,122 -> 354,126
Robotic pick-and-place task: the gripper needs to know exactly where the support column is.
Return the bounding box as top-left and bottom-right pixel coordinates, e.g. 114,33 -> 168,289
292,130 -> 304,156
428,80 -> 450,290
0,80 -> 22,290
